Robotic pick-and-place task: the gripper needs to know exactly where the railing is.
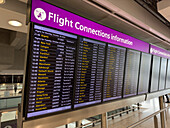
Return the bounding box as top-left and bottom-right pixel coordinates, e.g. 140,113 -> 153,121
127,105 -> 169,128
0,96 -> 21,110
75,96 -> 168,128
75,106 -> 140,128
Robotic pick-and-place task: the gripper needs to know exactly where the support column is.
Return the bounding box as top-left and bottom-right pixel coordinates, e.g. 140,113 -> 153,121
0,112 -> 2,128
76,120 -> 82,128
159,96 -> 165,128
154,115 -> 158,128
101,112 -> 108,128
17,103 -> 22,128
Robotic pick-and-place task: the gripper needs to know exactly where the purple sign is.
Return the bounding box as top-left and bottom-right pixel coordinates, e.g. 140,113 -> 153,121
150,45 -> 170,59
31,0 -> 149,53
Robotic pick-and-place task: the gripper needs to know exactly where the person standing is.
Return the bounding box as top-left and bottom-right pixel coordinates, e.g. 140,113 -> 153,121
14,84 -> 17,94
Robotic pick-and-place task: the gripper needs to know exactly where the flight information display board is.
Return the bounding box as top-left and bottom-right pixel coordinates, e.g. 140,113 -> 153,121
123,50 -> 140,97
0,75 -> 12,84
103,45 -> 126,101
150,56 -> 161,92
25,24 -> 77,118
138,53 -> 151,94
166,59 -> 170,89
13,75 -> 23,83
159,58 -> 167,90
74,38 -> 105,108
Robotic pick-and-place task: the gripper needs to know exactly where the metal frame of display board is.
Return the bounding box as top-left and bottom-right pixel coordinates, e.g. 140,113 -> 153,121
158,58 -> 168,91
137,52 -> 152,95
122,49 -> 141,98
149,55 -> 161,93
165,59 -> 170,89
17,22 -> 33,128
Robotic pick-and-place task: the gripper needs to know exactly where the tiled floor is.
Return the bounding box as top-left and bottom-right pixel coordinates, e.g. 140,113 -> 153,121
93,97 -> 169,128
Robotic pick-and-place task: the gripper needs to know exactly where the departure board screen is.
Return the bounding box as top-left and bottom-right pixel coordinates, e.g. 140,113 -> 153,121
166,60 -> 170,89
74,38 -> 105,108
26,24 -> 77,118
159,58 -> 167,90
103,45 -> 126,101
0,75 -> 12,83
123,50 -> 140,97
138,53 -> 151,94
13,75 -> 23,83
150,56 -> 161,92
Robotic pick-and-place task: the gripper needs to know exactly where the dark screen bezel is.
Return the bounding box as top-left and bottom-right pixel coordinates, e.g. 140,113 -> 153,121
137,52 -> 152,95
24,22 -> 80,120
149,55 -> 161,93
122,49 -> 141,98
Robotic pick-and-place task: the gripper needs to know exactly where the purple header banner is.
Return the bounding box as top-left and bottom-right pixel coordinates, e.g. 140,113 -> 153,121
150,45 -> 170,59
31,0 -> 149,53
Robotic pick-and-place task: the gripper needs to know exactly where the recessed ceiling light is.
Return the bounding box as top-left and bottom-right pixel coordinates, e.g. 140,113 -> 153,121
0,0 -> 5,4
8,20 -> 22,27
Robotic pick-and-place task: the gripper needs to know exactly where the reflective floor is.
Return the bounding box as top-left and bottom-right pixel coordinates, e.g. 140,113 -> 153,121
93,97 -> 169,128
1,111 -> 17,122
0,84 -> 22,98
0,90 -> 21,98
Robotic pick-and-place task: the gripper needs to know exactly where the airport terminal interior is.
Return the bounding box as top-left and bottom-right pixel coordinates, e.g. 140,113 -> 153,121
0,0 -> 170,128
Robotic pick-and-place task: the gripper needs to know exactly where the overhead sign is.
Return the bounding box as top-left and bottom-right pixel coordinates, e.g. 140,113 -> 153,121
31,0 -> 149,53
150,45 -> 170,59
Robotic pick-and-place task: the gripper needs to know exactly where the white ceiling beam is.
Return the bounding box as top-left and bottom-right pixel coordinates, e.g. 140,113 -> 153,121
19,0 -> 28,4
158,0 -> 170,22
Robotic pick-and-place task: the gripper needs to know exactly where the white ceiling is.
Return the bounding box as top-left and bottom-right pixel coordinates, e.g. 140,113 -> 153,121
158,0 -> 170,22
19,0 -> 27,3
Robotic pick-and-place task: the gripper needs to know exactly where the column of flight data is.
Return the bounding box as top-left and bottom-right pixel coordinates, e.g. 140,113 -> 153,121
74,38 -> 106,108
104,45 -> 126,101
27,25 -> 77,118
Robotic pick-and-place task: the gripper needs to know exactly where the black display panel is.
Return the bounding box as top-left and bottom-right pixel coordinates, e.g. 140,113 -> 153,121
166,59 -> 170,89
25,24 -> 77,118
159,58 -> 167,90
123,50 -> 140,97
150,56 -> 161,92
13,75 -> 23,83
0,75 -> 12,83
74,38 -> 105,108
138,53 -> 151,94
103,45 -> 126,101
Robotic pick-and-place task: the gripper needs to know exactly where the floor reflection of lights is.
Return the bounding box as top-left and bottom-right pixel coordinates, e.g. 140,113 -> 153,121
1,111 -> 17,122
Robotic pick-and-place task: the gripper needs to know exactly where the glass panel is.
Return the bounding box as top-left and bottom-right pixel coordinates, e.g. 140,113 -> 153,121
0,99 -> 7,109
6,98 -> 21,108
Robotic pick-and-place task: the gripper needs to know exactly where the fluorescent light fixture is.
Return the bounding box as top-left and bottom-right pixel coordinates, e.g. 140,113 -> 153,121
0,0 -> 5,4
8,20 -> 22,27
